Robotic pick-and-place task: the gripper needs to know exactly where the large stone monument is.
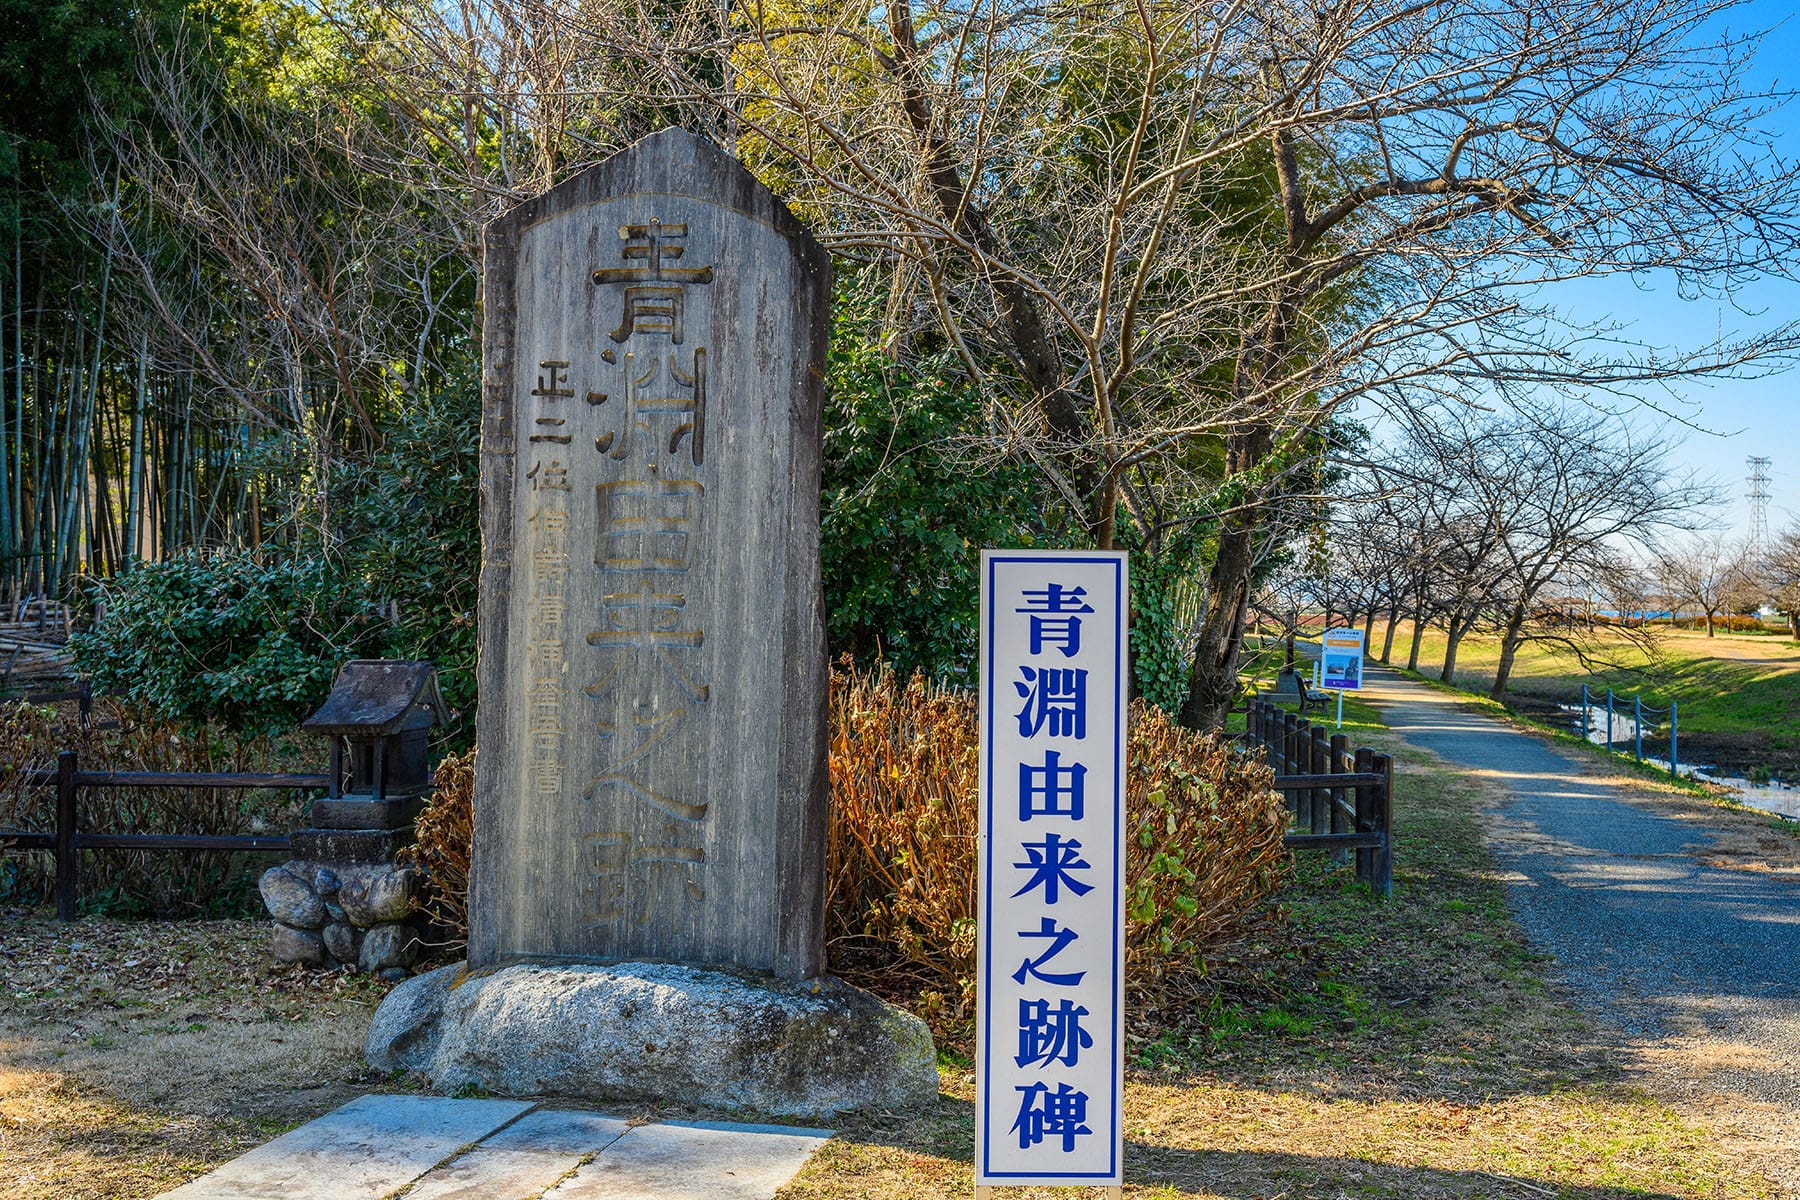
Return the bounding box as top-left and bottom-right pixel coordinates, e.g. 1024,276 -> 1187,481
366,129 -> 935,1117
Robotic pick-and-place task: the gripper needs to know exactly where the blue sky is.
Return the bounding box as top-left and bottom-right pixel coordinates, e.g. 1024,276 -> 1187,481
1548,2 -> 1800,537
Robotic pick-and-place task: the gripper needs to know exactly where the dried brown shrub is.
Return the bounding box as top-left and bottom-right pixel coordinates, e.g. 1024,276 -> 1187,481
1120,708 -> 1294,1014
398,747 -> 474,951
826,666 -> 982,1025
369,668 -> 1294,1036
0,698 -> 313,915
827,664 -> 1293,1039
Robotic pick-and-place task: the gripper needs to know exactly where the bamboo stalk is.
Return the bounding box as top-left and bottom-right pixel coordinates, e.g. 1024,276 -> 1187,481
125,338 -> 146,570
0,239 -> 10,588
54,221 -> 112,589
9,228 -> 20,603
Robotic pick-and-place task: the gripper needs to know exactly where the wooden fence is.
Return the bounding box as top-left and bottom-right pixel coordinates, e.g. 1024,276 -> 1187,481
0,749 -> 330,919
4,704 -> 1390,916
1247,696 -> 1395,897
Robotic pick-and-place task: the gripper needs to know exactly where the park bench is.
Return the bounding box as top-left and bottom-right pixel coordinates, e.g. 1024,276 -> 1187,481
1266,667 -> 1326,713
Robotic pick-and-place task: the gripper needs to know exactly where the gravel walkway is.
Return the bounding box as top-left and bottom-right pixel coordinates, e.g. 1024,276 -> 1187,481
1358,666 -> 1800,1116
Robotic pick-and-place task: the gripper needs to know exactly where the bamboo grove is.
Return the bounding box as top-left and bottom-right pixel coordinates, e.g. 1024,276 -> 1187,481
6,0 -> 1800,731
0,281 -> 262,597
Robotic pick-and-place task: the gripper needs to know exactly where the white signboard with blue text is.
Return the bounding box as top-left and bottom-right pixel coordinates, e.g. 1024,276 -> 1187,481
977,550 -> 1126,1189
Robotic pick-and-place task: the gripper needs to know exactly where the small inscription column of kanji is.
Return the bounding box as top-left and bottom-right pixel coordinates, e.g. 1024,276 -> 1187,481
524,360 -> 575,800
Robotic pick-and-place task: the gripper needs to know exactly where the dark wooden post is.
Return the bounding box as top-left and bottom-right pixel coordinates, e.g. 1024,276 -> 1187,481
1373,751 -> 1395,897
1281,712 -> 1299,821
1310,726 -> 1330,835
54,749 -> 78,921
1292,716 -> 1307,825
1353,746 -> 1375,886
1329,732 -> 1349,839
1294,719 -> 1311,833
1300,722 -> 1315,833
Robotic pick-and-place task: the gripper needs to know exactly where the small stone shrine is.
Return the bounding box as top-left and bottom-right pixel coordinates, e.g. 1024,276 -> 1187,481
261,660 -> 449,977
365,129 -> 936,1116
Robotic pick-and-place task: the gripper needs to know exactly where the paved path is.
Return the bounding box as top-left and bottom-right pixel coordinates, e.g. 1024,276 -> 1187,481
1358,666 -> 1800,1108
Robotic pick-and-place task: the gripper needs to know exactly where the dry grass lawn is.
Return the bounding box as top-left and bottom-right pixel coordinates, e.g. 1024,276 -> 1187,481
0,917 -> 391,1198
4,724 -> 1796,1198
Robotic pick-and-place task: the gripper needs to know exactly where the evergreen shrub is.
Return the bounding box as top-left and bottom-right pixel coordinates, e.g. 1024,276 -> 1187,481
70,382 -> 481,738
71,555 -> 382,734
821,306 -> 1046,685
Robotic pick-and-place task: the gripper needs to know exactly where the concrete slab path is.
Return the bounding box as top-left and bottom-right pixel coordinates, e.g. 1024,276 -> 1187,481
155,1097 -> 831,1200
1358,666 -> 1800,1107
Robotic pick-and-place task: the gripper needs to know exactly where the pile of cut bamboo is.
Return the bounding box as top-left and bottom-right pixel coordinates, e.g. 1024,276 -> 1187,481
0,598 -> 75,689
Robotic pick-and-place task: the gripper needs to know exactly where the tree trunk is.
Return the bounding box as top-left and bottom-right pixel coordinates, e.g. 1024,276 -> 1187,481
1180,423 -> 1276,729
1490,608 -> 1528,701
1705,609 -> 1716,636
1406,606 -> 1427,672
1441,616 -> 1470,684
0,250 -> 10,584
124,339 -> 147,569
54,237 -> 110,590
1180,505 -> 1257,729
1180,93 -> 1319,729
1380,606 -> 1399,663
1788,609 -> 1798,640
1362,606 -> 1376,644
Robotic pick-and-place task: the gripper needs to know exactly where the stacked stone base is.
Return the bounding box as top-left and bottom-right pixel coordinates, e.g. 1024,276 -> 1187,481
365,961 -> 939,1118
260,860 -> 420,979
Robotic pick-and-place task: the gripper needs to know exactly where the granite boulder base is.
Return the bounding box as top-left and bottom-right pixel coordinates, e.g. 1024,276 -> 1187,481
365,128 -> 933,1110
365,961 -> 939,1119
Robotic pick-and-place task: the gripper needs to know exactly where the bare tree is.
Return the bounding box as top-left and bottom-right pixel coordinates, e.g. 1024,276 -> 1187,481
94,0 -> 1795,722
1657,536 -> 1750,637
89,5 -> 658,556
1766,523 -> 1800,640
1469,409 -> 1705,698
1335,405 -> 1704,695
1598,560 -> 1656,630
564,0 -> 1800,727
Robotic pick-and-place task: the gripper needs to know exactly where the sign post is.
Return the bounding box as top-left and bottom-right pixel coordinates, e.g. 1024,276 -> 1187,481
976,551 -> 1126,1198
1319,627 -> 1366,728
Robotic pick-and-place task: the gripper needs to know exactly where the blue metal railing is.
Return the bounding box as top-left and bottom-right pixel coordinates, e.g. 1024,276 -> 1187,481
1579,683 -> 1678,778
